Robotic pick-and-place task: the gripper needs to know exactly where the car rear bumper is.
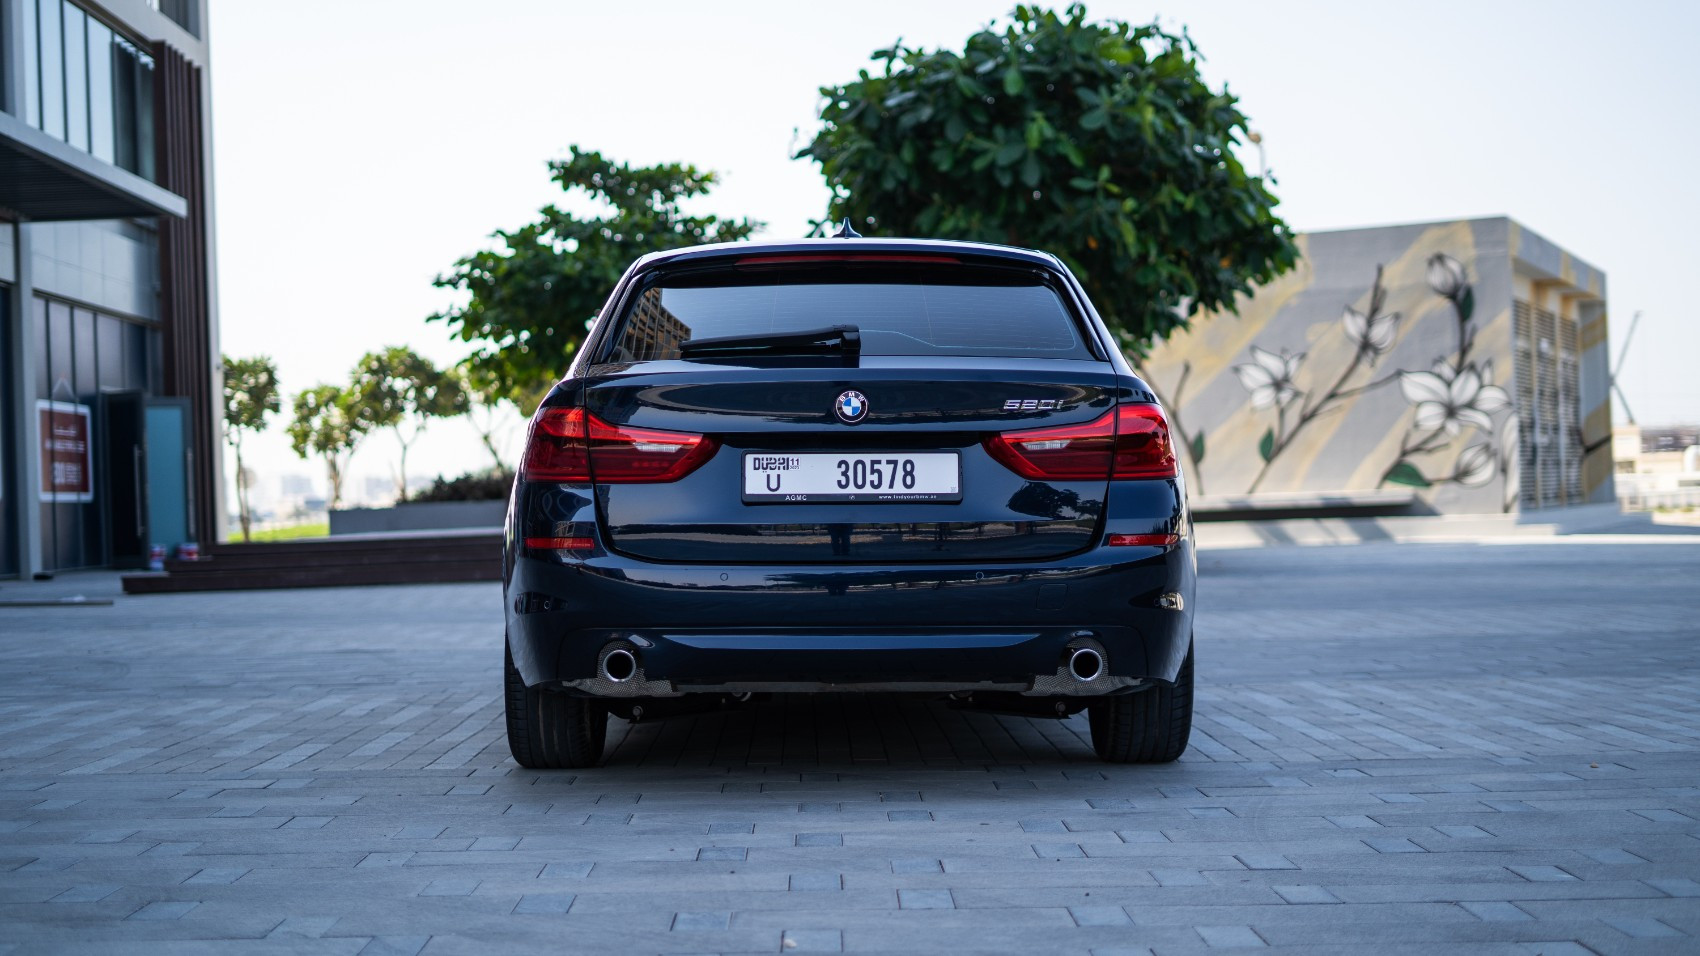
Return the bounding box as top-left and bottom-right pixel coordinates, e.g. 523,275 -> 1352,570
504,542 -> 1195,697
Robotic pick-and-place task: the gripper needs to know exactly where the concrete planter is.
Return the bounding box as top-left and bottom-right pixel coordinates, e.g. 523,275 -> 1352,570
330,500 -> 506,535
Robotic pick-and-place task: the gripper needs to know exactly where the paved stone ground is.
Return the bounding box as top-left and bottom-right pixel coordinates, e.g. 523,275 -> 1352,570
1,539 -> 1698,954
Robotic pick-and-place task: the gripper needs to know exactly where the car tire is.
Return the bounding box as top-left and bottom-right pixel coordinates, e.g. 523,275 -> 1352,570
1088,638 -> 1193,763
504,640 -> 608,769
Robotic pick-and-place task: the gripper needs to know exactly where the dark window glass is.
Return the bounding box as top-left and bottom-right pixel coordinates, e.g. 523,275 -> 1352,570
33,297 -> 51,401
609,264 -> 1091,362
63,3 -> 89,151
46,300 -> 73,400
124,321 -> 153,392
113,39 -> 137,172
88,19 -> 115,163
97,314 -> 124,390
134,50 -> 155,181
39,0 -> 65,140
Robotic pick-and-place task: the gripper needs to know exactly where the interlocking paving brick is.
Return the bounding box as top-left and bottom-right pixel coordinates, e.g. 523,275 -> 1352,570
788,873 -> 842,891
1272,885 -> 1339,904
49,884 -> 120,903
1602,916 -> 1685,938
898,889 -> 955,909
127,900 -> 199,920
1069,905 -> 1133,926
0,542 -> 1697,952
1195,925 -> 1266,947
511,893 -> 574,914
1458,900 -> 1533,921
671,911 -> 730,930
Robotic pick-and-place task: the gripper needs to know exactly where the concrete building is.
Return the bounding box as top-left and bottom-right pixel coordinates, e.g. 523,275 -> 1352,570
1,0 -> 215,577
1140,217 -> 1613,516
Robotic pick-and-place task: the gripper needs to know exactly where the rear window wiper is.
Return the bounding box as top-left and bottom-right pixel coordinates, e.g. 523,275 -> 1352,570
678,325 -> 861,362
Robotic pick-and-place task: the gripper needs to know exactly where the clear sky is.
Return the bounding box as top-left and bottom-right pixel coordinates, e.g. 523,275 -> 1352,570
211,0 -> 1700,500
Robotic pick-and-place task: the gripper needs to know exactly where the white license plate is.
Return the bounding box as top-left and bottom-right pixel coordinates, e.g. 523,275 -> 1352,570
743,452 -> 961,503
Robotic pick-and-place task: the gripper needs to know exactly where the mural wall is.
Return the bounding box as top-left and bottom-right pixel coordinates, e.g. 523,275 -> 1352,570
1138,218 -> 1611,514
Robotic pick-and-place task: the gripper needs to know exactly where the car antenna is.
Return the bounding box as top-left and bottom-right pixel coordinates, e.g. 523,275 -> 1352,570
831,217 -> 862,239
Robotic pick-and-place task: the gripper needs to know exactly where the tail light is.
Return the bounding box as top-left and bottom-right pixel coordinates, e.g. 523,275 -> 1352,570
521,407 -> 718,483
983,404 -> 1177,481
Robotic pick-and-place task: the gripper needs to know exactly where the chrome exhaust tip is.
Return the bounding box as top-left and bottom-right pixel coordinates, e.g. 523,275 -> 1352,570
1068,647 -> 1105,683
601,648 -> 638,683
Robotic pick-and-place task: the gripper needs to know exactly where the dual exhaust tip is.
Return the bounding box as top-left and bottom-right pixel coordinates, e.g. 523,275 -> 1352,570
602,644 -> 1104,685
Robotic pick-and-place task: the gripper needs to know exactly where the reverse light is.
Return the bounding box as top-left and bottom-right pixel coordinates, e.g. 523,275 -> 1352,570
983,404 -> 1178,481
521,407 -> 718,484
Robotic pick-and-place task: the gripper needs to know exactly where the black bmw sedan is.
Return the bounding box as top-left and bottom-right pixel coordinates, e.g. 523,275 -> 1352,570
502,237 -> 1196,768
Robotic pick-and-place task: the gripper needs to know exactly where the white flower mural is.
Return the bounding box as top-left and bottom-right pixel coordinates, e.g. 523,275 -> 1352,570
1452,443 -> 1496,486
1341,304 -> 1400,357
1232,346 -> 1304,409
1233,253 -> 1520,503
1398,361 -> 1511,436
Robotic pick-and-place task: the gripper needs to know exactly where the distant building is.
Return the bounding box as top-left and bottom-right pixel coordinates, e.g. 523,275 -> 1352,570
1613,423 -> 1700,510
1141,217 -> 1612,515
1,0 -> 216,575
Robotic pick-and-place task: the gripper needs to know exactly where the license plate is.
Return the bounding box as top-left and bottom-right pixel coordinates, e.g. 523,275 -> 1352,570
743,452 -> 961,503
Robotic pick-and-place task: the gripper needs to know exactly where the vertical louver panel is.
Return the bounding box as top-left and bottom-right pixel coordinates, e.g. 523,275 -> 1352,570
1558,314 -> 1583,503
1534,308 -> 1563,508
1513,301 -> 1538,508
152,43 -> 216,543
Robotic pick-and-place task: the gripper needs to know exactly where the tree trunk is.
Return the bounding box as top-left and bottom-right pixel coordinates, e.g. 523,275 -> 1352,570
234,436 -> 251,542
327,457 -> 344,510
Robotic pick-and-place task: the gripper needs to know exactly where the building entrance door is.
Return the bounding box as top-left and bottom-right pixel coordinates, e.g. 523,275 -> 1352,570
101,391 -> 148,568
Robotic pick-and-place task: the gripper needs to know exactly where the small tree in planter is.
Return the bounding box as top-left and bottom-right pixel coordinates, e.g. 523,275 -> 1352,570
457,363 -> 544,470
222,354 -> 280,542
349,347 -> 468,502
288,384 -> 367,509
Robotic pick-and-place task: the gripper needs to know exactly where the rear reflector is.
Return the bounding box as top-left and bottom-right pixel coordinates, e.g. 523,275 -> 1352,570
1107,533 -> 1180,547
983,404 -> 1178,481
521,407 -> 718,484
523,536 -> 595,551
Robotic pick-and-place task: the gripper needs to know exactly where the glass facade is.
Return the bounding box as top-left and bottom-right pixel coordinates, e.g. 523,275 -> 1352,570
18,1 -> 157,180
31,294 -> 162,571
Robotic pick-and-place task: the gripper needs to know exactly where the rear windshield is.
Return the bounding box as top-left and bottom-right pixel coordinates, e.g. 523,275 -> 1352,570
601,262 -> 1095,362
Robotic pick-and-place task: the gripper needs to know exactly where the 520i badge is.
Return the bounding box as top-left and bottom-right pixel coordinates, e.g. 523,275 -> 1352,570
834,390 -> 868,424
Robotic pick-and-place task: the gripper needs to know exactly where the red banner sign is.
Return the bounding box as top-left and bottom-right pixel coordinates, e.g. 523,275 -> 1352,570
38,401 -> 94,503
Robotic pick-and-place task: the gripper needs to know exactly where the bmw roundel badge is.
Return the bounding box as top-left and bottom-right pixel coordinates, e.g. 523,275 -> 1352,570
834,389 -> 868,424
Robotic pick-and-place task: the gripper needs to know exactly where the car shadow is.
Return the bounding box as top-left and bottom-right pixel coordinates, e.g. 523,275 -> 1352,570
595,692 -> 1108,768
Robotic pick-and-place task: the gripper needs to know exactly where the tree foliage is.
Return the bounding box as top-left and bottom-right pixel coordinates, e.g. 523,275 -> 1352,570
798,3 -> 1298,354
221,354 -> 280,542
430,148 -> 761,404
349,347 -> 468,502
456,362 -> 543,469
287,384 -> 366,510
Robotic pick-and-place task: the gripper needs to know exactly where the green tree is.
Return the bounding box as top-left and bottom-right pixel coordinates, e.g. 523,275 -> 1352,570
287,385 -> 366,510
349,347 -> 468,502
798,3 -> 1298,354
456,362 -> 545,469
429,148 -> 761,401
221,354 -> 281,543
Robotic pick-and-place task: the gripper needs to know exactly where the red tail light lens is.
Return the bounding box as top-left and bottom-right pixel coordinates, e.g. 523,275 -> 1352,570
1109,404 -> 1178,479
983,404 -> 1177,481
521,407 -> 592,482
521,407 -> 717,483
